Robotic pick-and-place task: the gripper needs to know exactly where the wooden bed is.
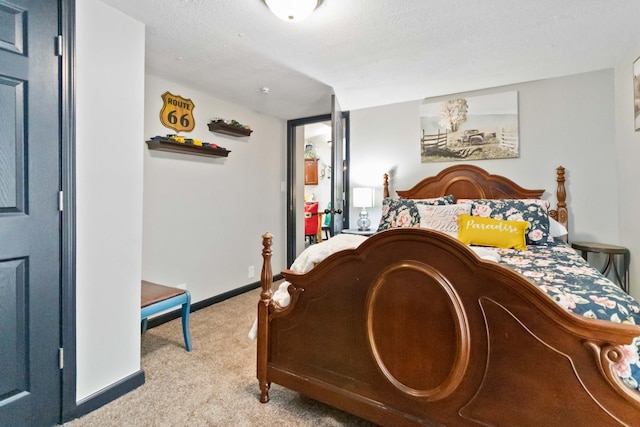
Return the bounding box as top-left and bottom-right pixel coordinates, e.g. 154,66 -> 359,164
256,164 -> 640,426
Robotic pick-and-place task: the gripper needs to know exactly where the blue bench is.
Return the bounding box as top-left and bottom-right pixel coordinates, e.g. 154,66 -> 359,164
141,280 -> 192,351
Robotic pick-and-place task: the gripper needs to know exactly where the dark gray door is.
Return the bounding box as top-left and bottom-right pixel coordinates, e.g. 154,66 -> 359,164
330,94 -> 345,235
0,0 -> 62,425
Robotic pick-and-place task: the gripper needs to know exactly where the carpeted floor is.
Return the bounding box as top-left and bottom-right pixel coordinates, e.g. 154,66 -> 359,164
64,284 -> 378,426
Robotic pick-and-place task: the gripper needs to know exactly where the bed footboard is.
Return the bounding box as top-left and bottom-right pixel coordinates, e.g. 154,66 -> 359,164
257,230 -> 640,426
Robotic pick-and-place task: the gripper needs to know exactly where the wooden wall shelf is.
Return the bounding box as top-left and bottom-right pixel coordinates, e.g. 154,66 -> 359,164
146,138 -> 231,158
208,121 -> 253,137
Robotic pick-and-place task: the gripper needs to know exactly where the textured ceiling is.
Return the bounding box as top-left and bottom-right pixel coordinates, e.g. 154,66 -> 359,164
99,0 -> 640,119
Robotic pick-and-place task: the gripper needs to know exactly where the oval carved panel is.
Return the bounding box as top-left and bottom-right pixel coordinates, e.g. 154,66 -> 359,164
366,261 -> 470,400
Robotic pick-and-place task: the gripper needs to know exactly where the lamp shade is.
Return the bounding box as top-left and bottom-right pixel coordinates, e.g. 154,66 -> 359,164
353,188 -> 374,208
265,0 -> 318,21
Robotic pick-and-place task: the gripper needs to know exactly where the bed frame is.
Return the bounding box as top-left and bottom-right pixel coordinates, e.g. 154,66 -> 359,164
256,164 -> 640,426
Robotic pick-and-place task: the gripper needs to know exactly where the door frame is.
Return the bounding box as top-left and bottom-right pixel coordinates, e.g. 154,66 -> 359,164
286,112 -> 350,267
60,0 -> 77,422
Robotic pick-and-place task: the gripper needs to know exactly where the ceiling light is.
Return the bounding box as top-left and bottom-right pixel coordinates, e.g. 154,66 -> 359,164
265,0 -> 318,22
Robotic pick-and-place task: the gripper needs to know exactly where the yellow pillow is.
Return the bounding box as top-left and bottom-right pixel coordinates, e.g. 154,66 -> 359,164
457,214 -> 528,250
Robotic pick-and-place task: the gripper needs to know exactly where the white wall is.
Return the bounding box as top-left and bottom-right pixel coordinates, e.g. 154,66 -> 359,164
349,70 -> 619,248
614,43 -> 640,301
142,75 -> 287,303
76,0 -> 145,400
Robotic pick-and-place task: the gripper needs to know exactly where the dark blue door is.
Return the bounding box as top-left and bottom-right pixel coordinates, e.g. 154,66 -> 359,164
0,0 -> 62,425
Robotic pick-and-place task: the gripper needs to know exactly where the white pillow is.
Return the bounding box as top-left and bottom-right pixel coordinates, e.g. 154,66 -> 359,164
417,203 -> 472,238
549,217 -> 568,238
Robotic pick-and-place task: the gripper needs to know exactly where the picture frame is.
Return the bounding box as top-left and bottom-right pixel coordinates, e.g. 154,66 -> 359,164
419,91 -> 519,163
634,56 -> 640,131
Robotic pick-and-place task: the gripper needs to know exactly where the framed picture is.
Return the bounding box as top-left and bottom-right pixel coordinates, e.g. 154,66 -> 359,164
634,56 -> 640,131
419,91 -> 519,163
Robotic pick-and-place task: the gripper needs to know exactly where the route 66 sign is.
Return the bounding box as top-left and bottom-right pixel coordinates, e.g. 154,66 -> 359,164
160,91 -> 195,133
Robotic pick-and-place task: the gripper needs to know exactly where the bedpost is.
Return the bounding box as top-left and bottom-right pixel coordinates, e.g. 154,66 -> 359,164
257,232 -> 273,403
383,173 -> 389,198
555,166 -> 568,241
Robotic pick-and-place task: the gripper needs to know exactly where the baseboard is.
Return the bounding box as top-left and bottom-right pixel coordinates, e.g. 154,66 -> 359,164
65,369 -> 145,422
146,274 -> 283,329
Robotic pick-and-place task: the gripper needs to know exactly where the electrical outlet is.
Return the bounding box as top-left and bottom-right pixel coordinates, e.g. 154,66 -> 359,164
176,283 -> 187,290
248,265 -> 255,279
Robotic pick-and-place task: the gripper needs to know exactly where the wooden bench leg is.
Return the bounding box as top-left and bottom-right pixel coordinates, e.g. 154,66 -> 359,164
181,291 -> 192,351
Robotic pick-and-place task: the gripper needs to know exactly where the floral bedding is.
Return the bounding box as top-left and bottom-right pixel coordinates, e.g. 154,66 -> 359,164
494,240 -> 640,390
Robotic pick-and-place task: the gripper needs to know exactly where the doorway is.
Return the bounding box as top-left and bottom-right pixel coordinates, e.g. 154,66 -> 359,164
302,121 -> 332,246
286,112 -> 350,267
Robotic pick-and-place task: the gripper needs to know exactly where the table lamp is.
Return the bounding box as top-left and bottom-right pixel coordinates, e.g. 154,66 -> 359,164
353,187 -> 374,231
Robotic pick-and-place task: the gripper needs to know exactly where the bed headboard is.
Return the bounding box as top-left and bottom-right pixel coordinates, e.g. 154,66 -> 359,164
382,164 -> 568,237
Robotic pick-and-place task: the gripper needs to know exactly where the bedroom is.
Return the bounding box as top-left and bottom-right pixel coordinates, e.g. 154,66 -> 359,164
74,0 -> 640,420
7,0 -> 640,424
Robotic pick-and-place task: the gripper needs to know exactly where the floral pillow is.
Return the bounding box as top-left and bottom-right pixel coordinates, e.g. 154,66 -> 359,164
377,195 -> 454,231
457,199 -> 550,245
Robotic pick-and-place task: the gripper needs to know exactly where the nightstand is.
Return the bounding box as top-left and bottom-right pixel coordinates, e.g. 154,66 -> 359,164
342,228 -> 376,236
571,241 -> 630,293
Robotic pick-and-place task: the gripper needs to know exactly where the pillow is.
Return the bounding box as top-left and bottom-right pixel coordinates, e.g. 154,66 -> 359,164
416,203 -> 472,238
549,217 -> 568,238
457,199 -> 550,246
457,214 -> 529,250
377,196 -> 454,231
